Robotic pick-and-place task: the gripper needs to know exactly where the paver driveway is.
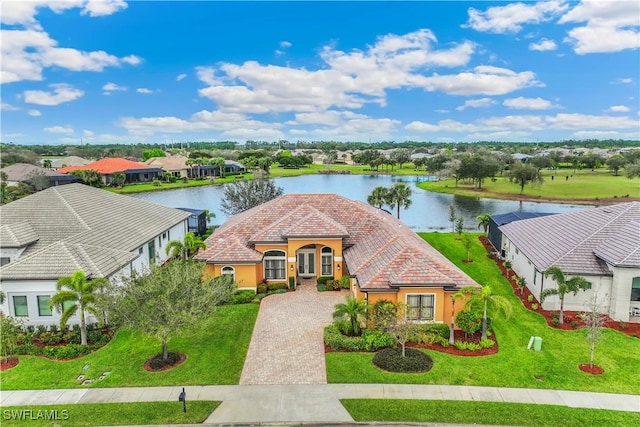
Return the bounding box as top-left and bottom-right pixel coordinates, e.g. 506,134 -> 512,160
240,283 -> 346,384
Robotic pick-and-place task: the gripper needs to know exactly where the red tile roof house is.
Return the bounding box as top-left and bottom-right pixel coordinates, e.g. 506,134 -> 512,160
195,194 -> 480,326
58,157 -> 164,185
500,202 -> 640,322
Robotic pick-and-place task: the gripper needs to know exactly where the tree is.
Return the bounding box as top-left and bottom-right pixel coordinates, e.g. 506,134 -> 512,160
461,233 -> 473,262
0,314 -> 23,360
579,291 -> 606,369
462,285 -> 513,340
367,186 -> 388,210
507,161 -> 543,194
387,303 -> 418,357
111,172 -> 126,188
476,214 -> 491,236
70,169 -> 103,187
455,216 -> 464,238
385,182 -> 412,220
390,148 -> 411,169
455,309 -> 482,339
165,232 -> 206,260
106,261 -> 235,360
448,205 -> 456,232
625,159 -> 640,179
540,266 -> 592,325
332,294 -> 368,336
26,170 -> 50,191
606,155 -> 626,176
49,271 -> 107,345
142,148 -> 166,162
209,157 -> 226,177
42,159 -> 52,169
220,178 -> 284,215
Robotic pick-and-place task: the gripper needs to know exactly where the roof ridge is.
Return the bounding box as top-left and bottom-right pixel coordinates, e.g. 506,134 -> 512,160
2,223 -> 19,246
350,235 -> 401,275
73,244 -> 102,278
52,187 -> 92,232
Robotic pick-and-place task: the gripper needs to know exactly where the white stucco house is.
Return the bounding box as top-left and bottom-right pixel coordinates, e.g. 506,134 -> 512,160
0,184 -> 190,325
499,202 -> 640,321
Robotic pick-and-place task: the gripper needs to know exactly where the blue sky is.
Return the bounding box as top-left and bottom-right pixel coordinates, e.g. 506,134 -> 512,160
1,0 -> 639,145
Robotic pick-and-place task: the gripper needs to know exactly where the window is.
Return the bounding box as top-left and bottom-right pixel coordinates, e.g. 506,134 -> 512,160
0,257 -> 10,266
138,247 -> 143,255
406,294 -> 435,321
37,296 -> 52,316
321,247 -> 333,276
221,266 -> 235,281
264,250 -> 286,280
13,296 -> 28,317
631,277 -> 640,302
148,240 -> 155,262
162,232 -> 167,240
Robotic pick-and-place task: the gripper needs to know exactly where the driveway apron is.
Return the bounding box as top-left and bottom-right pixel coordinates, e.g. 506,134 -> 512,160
239,283 -> 345,385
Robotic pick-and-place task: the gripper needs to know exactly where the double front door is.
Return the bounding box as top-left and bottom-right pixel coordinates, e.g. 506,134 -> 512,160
297,249 -> 315,277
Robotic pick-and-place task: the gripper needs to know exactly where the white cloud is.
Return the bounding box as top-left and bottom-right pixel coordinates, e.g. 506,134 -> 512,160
546,113 -> 639,129
176,73 -> 187,82
559,1 -> 640,54
529,39 -> 558,51
456,97 -> 495,111
102,82 -> 127,93
570,130 -> 640,139
121,55 -> 142,65
136,88 -> 153,94
280,41 -> 292,48
503,96 -> 556,110
608,105 -> 630,113
83,129 -> 94,137
23,83 -> 84,106
44,125 -> 74,135
1,102 -> 20,111
81,0 -> 127,17
464,1 -> 568,33
27,109 -> 42,116
611,77 -> 633,84
465,131 -> 531,141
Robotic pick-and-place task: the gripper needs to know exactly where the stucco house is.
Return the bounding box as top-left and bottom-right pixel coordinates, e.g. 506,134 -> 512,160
0,163 -> 81,187
50,156 -> 92,170
58,157 -> 163,185
499,202 -> 640,321
195,194 -> 480,324
0,184 -> 190,325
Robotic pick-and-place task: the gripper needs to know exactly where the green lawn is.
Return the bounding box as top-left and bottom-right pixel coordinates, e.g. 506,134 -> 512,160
341,399 -> 640,427
106,174 -> 253,194
0,402 -> 218,426
418,169 -> 640,201
1,304 -> 258,390
326,233 -> 640,394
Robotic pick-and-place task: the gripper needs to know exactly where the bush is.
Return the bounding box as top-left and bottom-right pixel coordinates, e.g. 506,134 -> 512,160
67,330 -> 82,345
527,294 -> 534,303
339,275 -> 350,289
362,329 -> 396,351
39,332 -> 64,346
316,284 -> 327,292
228,290 -> 256,305
480,338 -> 495,349
334,320 -> 353,336
531,303 -> 539,310
456,310 -> 482,337
323,324 -> 366,351
454,341 -> 482,351
36,325 -> 47,334
148,352 -> 181,370
49,324 -> 58,333
256,283 -> 267,294
152,179 -> 162,187
372,348 -> 433,373
372,299 -> 396,331
288,276 -> 296,290
430,334 -> 450,348
418,323 -> 450,340
253,293 -> 267,302
43,344 -> 91,359
13,344 -> 42,356
266,282 -> 288,292
272,289 -> 287,294
317,276 -> 334,286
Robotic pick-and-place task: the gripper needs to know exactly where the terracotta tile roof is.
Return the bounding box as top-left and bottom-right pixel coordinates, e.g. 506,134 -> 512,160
500,202 -> 640,274
196,194 -> 479,291
58,157 -> 152,174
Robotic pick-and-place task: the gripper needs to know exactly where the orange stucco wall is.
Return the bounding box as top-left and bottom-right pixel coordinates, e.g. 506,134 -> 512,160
205,263 -> 261,290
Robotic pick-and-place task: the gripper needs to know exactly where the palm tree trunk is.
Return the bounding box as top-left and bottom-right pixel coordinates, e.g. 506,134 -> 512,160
482,300 -> 488,340
162,340 -> 168,360
397,205 -> 400,219
559,298 -> 565,324
80,309 -> 88,346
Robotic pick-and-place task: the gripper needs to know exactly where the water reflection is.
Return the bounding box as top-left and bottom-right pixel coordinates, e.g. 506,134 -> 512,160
130,175 -> 589,231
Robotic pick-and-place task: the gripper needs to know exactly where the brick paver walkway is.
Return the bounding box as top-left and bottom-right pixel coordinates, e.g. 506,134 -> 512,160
239,282 -> 346,384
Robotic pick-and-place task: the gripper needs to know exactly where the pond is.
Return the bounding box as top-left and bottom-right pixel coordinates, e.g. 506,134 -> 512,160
130,174 -> 590,231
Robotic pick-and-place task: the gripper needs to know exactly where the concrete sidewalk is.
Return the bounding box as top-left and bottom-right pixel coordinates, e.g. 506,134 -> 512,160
1,384 -> 639,424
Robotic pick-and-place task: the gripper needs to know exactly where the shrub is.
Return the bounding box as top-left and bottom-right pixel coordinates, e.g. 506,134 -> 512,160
288,276 -> 295,290
372,299 -> 397,331
228,290 -> 256,305
456,310 -> 482,337
13,344 -> 42,356
39,332 -> 64,346
49,324 -> 58,333
362,329 -> 396,351
317,276 -> 334,286
182,177 -> 188,183
148,352 -> 181,370
67,330 -> 82,345
257,284 -> 267,294
454,341 -> 482,351
552,319 -> 560,327
339,275 -> 350,289
252,293 -> 267,303
527,294 -> 534,303
266,282 -> 287,292
570,320 -> 579,328
43,344 -> 91,359
479,338 -> 495,349
152,179 -> 162,187
430,334 -> 450,348
372,348 -> 433,373
272,289 -> 287,294
323,324 -> 365,351
531,303 -> 539,310
36,325 -> 47,334
316,284 -> 327,292
418,323 -> 450,340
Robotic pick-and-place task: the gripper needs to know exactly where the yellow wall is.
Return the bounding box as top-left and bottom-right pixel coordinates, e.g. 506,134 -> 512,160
205,263 -> 261,290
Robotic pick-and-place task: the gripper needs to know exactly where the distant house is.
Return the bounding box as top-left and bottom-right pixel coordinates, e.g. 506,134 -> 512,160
499,202 -> 640,321
488,212 -> 555,255
195,194 -> 480,325
512,153 -> 531,162
178,208 -> 208,235
224,160 -> 245,174
0,184 -> 190,325
50,156 -> 91,170
58,157 -> 163,185
145,155 -> 229,178
0,163 -> 81,187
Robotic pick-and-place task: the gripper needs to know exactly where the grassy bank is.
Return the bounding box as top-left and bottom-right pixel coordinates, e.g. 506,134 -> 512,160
0,304 -> 258,390
0,402 -> 218,426
418,169 -> 640,202
341,400 -> 640,426
325,233 -> 640,394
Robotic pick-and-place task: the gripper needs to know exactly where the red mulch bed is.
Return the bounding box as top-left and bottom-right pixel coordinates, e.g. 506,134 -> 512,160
143,353 -> 187,372
0,357 -> 19,371
479,236 -> 640,338
579,364 -> 604,375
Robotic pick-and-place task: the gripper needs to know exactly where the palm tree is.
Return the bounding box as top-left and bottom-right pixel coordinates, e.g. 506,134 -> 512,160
49,271 -> 106,345
43,159 -> 52,169
165,232 -> 206,260
367,186 -> 388,209
385,182 -> 412,219
463,285 -> 513,340
540,266 -> 592,325
332,294 -> 368,336
476,214 -> 491,236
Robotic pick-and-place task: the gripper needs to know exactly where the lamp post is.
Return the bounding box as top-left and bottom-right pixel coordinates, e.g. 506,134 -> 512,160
178,387 -> 186,413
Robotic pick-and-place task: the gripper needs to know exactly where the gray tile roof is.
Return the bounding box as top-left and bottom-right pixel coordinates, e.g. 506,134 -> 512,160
500,202 -> 640,274
0,184 -> 190,280
0,222 -> 39,248
51,156 -> 91,169
196,194 -> 479,291
0,163 -> 71,182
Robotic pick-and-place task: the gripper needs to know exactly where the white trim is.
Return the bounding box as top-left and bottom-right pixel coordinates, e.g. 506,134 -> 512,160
221,265 -> 235,281
287,257 -> 296,262
263,249 -> 286,280
334,256 -> 343,262
320,246 -> 333,277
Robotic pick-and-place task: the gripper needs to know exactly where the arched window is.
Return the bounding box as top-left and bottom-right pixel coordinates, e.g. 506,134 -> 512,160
221,266 -> 235,281
321,246 -> 333,276
264,250 -> 286,280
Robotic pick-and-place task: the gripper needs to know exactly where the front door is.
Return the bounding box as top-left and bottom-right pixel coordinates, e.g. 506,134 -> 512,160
297,250 -> 315,277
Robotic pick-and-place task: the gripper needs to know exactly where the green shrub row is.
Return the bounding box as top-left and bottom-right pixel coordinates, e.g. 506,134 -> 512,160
453,339 -> 495,351
372,348 -> 434,373
317,276 -> 334,286
227,290 -> 256,305
323,325 -> 395,351
256,282 -> 288,294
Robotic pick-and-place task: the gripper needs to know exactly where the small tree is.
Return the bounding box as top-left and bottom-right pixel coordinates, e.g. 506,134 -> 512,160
461,233 -> 473,262
367,186 -> 389,210
448,205 -> 456,232
333,294 -> 368,336
579,291 -> 606,369
476,214 -> 491,236
463,285 -> 513,340
220,178 -> 283,215
111,172 -> 126,188
507,161 -> 543,194
517,277 -> 527,295
606,155 -> 626,176
0,314 -> 23,360
106,261 -> 235,360
541,266 -> 592,325
455,309 -> 482,339
384,182 -> 412,220
387,303 -> 417,357
455,216 -> 464,238
165,232 -> 206,260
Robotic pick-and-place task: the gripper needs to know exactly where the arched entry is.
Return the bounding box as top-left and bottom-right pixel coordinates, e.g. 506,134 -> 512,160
297,244 -> 316,277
